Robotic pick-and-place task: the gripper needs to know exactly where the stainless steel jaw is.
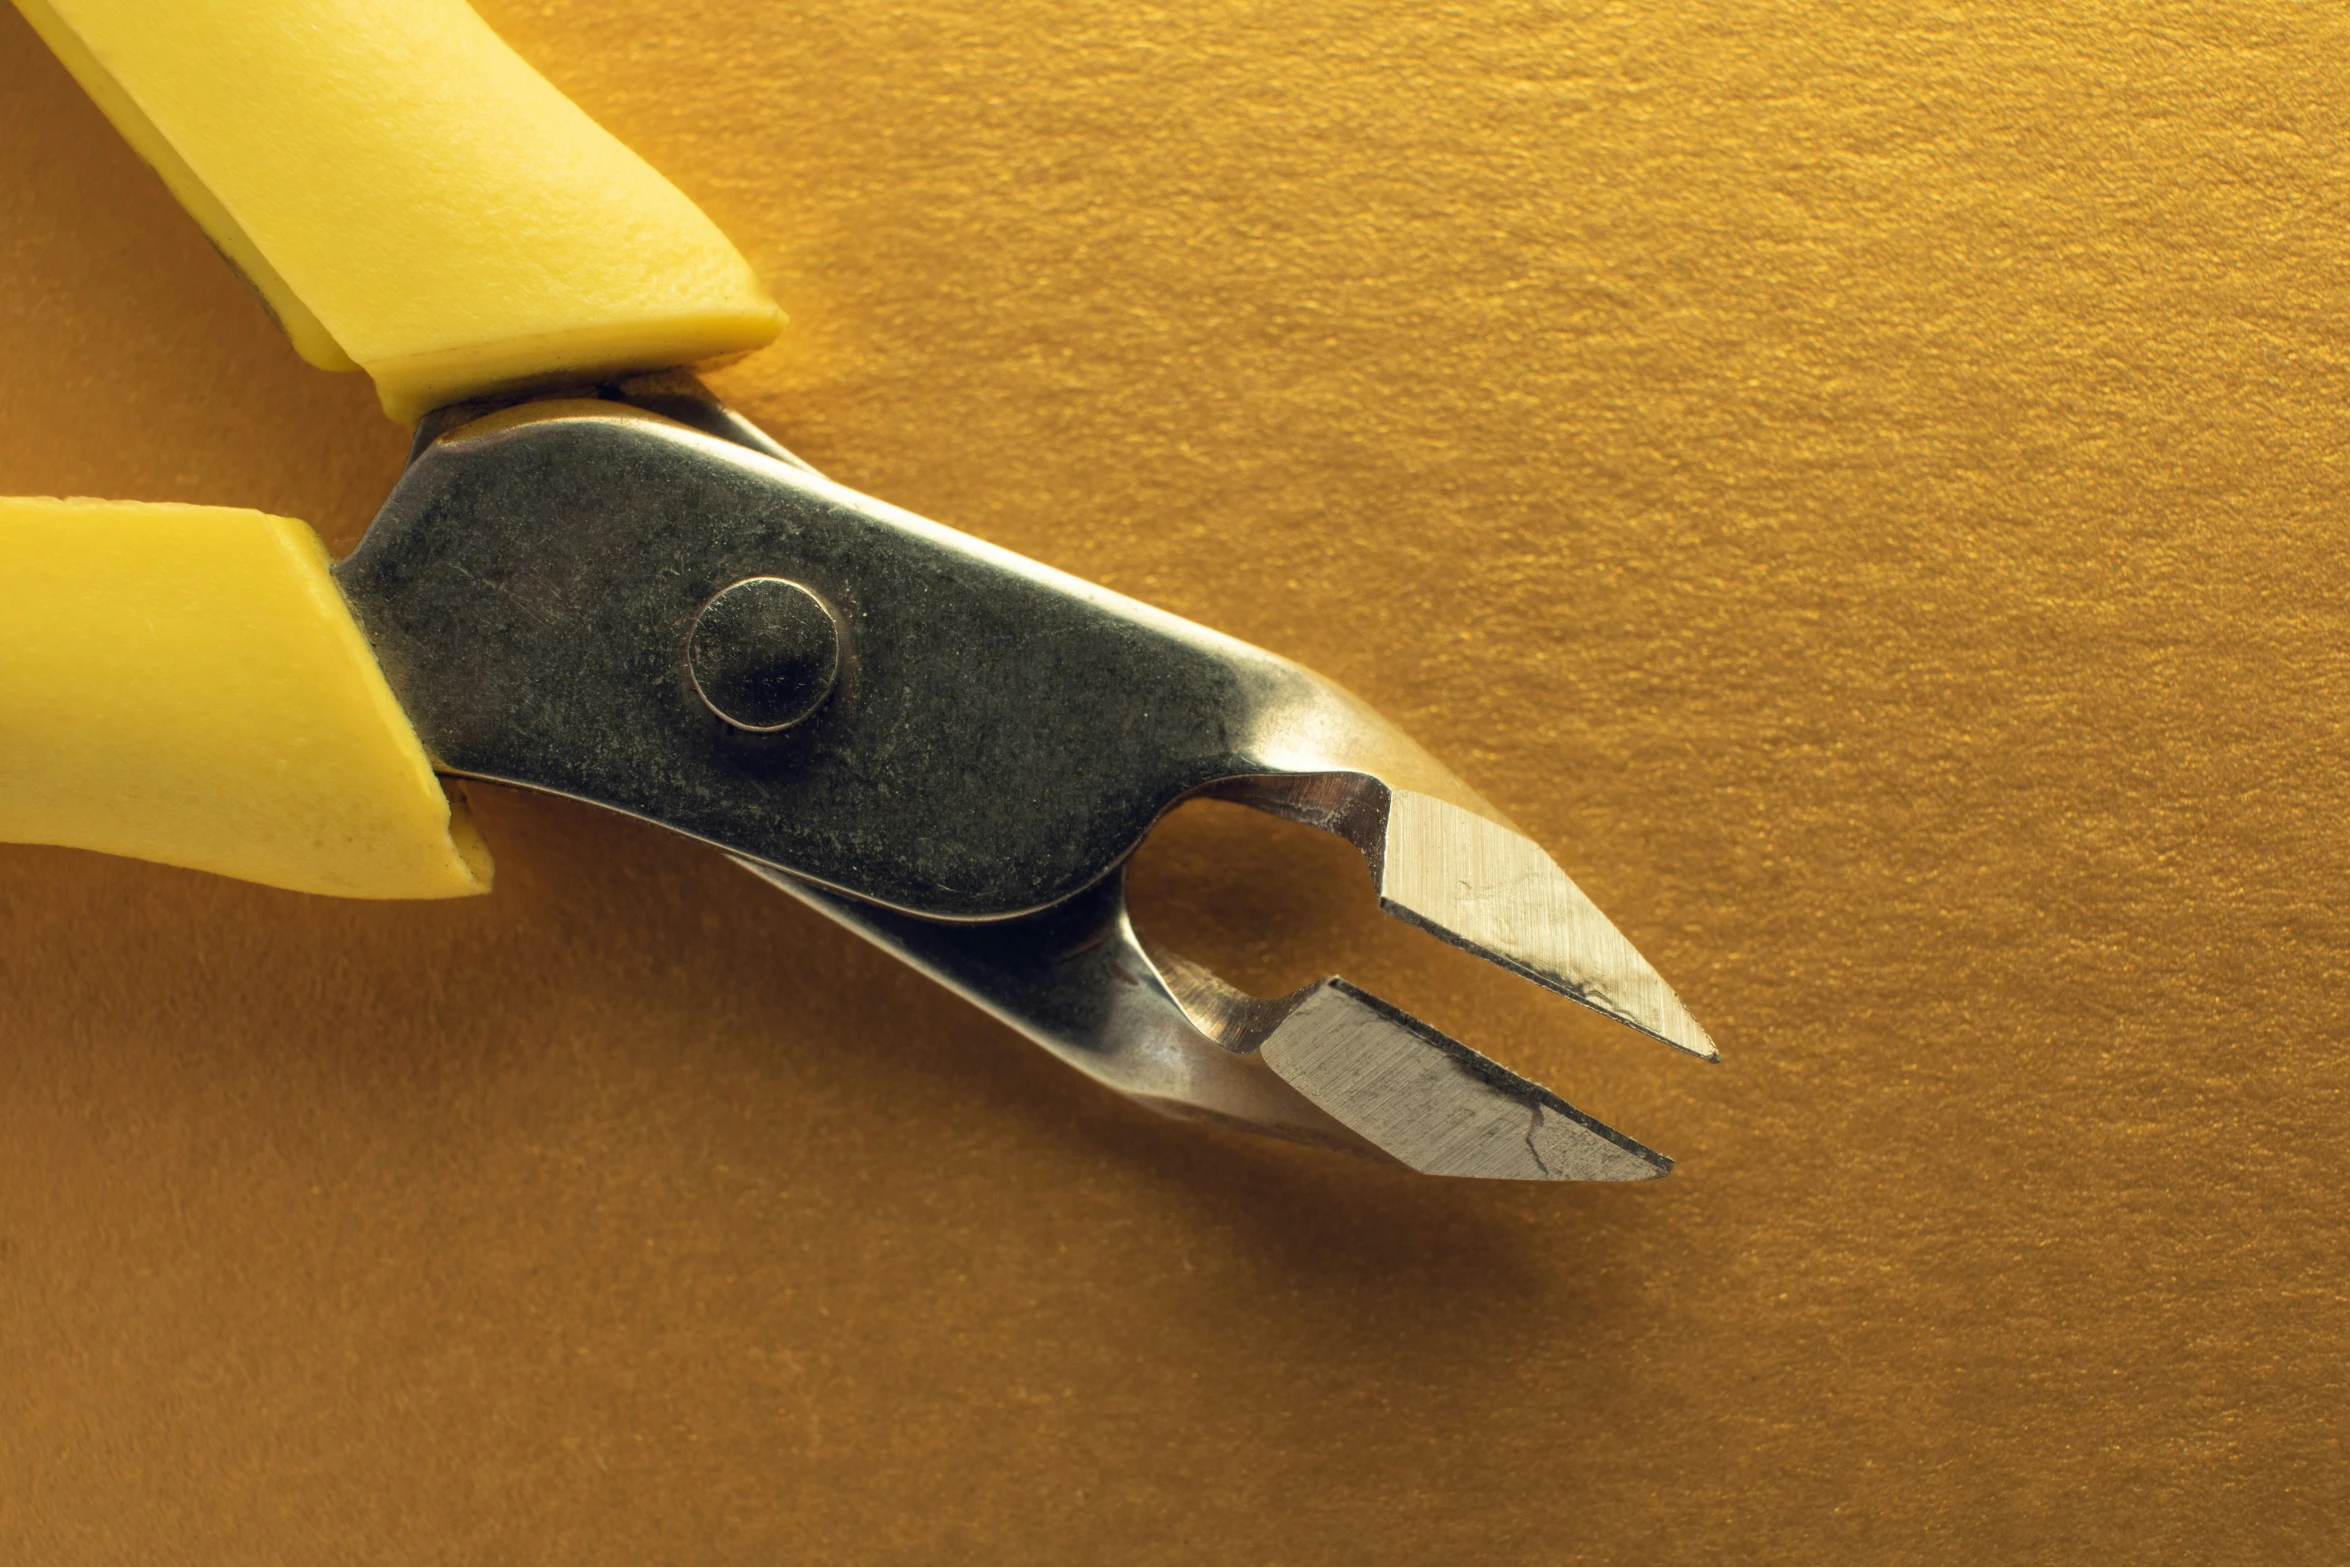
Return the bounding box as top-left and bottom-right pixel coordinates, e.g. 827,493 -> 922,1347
337,377 -> 1716,1180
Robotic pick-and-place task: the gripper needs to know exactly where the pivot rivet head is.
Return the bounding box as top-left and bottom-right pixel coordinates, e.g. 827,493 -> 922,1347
689,577 -> 841,732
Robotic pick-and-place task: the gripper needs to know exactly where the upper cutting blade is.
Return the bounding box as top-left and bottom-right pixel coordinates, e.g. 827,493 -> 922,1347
1376,790 -> 1719,1061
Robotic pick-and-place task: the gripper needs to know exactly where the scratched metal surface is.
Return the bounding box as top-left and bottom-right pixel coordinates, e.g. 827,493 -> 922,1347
2,2 -> 2345,1560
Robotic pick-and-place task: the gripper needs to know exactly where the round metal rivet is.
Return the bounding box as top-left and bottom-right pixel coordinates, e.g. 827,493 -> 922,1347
688,577 -> 841,732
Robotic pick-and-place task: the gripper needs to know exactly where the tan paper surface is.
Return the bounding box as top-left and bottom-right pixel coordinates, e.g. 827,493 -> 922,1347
3,2 -> 2344,1560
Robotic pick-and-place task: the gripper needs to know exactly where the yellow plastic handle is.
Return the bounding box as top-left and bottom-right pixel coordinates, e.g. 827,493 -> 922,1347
12,0 -> 783,420
0,498 -> 490,898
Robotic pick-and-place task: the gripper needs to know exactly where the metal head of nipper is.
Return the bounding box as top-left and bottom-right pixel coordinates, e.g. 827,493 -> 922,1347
338,375 -> 1717,1180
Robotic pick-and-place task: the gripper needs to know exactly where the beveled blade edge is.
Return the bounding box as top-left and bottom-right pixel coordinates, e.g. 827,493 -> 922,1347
1253,980 -> 1671,1182
1377,790 -> 1720,1062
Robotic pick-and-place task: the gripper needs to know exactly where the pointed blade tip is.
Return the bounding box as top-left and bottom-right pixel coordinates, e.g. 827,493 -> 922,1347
1654,1015 -> 1722,1064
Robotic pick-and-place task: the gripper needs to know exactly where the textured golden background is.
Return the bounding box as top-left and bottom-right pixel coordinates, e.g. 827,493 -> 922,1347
3,2 -> 2345,1560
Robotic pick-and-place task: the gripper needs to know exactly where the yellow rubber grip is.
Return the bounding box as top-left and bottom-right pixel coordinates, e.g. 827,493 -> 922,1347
0,497 -> 491,899
12,0 -> 783,421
